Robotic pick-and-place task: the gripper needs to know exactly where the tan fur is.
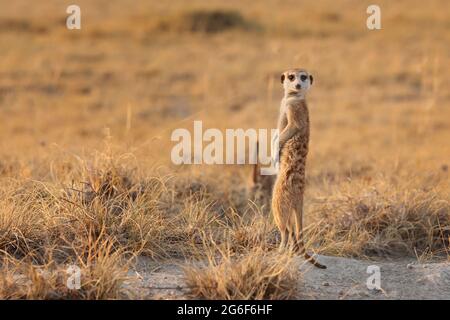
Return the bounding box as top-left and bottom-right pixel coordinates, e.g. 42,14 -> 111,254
271,69 -> 326,269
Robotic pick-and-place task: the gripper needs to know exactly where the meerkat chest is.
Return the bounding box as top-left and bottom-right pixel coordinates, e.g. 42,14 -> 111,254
278,97 -> 310,135
281,98 -> 310,156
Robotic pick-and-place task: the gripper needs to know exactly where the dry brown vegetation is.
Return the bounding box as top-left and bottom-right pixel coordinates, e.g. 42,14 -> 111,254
0,0 -> 449,299
185,247 -> 297,300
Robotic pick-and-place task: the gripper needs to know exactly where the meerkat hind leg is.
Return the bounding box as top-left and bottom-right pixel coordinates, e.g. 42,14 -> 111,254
278,229 -> 289,252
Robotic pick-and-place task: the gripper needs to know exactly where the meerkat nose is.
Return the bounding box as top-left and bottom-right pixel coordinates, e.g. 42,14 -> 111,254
295,84 -> 302,90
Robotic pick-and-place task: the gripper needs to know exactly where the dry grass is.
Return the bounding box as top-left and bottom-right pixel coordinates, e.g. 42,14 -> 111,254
184,246 -> 297,300
309,180 -> 450,258
152,9 -> 258,34
0,234 -> 131,299
0,0 -> 449,299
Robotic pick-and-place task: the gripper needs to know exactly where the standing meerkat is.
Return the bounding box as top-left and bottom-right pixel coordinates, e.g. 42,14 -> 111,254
272,68 -> 326,269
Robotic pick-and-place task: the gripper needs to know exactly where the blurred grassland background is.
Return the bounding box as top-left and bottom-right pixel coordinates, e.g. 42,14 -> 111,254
1,0 -> 449,166
0,0 -> 449,299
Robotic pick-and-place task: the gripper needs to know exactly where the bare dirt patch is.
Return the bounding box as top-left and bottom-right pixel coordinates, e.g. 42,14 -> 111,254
129,255 -> 450,300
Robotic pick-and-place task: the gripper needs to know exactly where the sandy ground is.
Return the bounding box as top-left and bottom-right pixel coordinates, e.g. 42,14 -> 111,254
126,255 -> 450,300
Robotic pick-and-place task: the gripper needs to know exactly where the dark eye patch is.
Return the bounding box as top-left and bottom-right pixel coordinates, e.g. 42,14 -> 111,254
288,74 -> 295,81
300,75 -> 307,81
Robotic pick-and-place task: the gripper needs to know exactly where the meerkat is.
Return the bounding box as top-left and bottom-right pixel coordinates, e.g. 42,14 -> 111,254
271,68 -> 326,269
248,141 -> 276,213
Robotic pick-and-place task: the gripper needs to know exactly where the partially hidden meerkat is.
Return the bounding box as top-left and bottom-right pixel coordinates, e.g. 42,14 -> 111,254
249,141 -> 276,213
271,68 -> 326,269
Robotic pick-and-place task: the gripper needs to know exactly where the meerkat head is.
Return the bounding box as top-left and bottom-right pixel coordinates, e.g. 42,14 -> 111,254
280,69 -> 313,98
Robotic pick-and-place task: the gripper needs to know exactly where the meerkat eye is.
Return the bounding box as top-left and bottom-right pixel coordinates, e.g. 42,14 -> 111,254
300,75 -> 308,81
288,75 -> 295,81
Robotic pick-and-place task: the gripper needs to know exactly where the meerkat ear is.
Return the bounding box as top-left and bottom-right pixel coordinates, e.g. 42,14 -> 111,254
281,74 -> 285,84
309,75 -> 314,85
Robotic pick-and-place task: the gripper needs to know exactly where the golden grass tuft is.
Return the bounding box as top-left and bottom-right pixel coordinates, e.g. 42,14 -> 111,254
312,181 -> 450,258
0,234 -> 131,299
184,246 -> 297,300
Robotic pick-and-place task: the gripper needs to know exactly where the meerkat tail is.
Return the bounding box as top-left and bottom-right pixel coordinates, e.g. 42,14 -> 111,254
293,208 -> 327,269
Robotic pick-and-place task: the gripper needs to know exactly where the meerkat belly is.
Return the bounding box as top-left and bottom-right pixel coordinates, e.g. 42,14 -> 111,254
278,134 -> 309,191
280,134 -> 309,165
